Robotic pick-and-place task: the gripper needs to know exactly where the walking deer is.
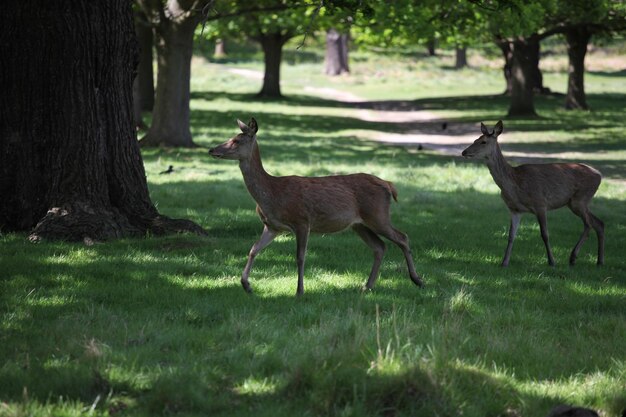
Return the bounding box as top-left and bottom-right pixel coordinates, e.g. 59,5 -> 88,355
209,118 -> 424,296
461,120 -> 604,267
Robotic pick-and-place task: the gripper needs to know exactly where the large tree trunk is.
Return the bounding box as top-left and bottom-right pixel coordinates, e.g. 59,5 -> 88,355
257,33 -> 289,98
140,18 -> 197,147
325,28 -> 350,76
455,45 -> 468,69
426,38 -> 437,56
0,0 -> 205,241
526,37 -> 547,94
564,26 -> 592,110
507,37 -> 538,117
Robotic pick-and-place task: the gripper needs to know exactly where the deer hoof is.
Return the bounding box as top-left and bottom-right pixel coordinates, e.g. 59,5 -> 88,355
241,281 -> 253,294
412,277 -> 424,288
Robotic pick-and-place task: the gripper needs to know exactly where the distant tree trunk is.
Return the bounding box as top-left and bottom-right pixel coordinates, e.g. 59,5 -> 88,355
527,37 -> 548,94
455,45 -> 467,69
507,37 -> 537,116
135,11 -> 154,112
496,38 -> 514,95
256,32 -> 291,98
426,38 -> 437,56
133,10 -> 154,130
0,0 -> 205,241
141,18 -> 197,147
214,38 -> 226,58
564,26 -> 592,110
325,28 -> 350,75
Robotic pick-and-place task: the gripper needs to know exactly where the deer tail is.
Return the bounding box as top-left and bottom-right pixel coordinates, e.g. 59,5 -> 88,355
386,181 -> 398,202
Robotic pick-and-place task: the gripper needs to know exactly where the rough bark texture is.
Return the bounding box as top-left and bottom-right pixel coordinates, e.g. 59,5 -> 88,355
257,32 -> 291,98
0,0 -> 206,241
526,37 -> 547,93
508,37 -> 538,117
565,26 -> 592,110
455,46 -> 468,69
140,18 -> 197,147
324,28 -> 350,76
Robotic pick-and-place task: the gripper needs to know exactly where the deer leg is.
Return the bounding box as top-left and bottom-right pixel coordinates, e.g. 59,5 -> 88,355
241,225 -> 276,293
536,210 -> 555,266
294,226 -> 310,297
352,224 -> 386,290
502,212 -> 521,267
568,204 -> 591,266
589,212 -> 605,265
371,225 -> 423,287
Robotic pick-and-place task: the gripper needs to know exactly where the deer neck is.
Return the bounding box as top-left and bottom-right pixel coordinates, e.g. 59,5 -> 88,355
239,142 -> 275,205
485,144 -> 517,193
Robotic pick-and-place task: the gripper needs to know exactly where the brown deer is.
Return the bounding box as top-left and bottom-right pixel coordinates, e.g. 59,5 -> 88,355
462,120 -> 604,267
209,118 -> 424,296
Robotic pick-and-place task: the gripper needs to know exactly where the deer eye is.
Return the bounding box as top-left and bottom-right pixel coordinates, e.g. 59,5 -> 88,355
481,140 -> 487,144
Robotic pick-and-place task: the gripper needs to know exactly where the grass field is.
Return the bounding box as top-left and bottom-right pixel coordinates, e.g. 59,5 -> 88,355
1,43 -> 625,416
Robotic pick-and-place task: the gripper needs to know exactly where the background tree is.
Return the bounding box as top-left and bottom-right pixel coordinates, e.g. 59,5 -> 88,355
133,8 -> 155,130
0,0 -> 205,241
325,28 -> 350,75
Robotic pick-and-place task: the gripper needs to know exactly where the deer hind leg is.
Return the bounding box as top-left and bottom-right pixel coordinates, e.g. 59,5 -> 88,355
242,225 -> 277,293
365,219 -> 423,287
294,225 -> 310,297
568,201 -> 591,266
536,210 -> 555,266
352,224 -> 386,290
502,212 -> 521,267
589,212 -> 605,265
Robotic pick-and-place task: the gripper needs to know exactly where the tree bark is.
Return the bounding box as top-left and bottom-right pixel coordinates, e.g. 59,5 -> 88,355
257,32 -> 290,98
455,46 -> 468,69
0,0 -> 205,241
325,28 -> 350,76
507,37 -> 538,117
564,26 -> 592,110
140,18 -> 197,147
526,37 -> 547,94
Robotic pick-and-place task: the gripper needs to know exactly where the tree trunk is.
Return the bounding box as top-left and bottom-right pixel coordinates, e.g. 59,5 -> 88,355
325,28 -> 350,76
258,33 -> 288,98
0,0 -> 205,241
496,39 -> 514,95
426,38 -> 437,56
455,46 -> 467,69
564,26 -> 591,110
214,38 -> 226,58
135,11 -> 155,112
507,37 -> 537,117
140,18 -> 197,147
526,37 -> 547,94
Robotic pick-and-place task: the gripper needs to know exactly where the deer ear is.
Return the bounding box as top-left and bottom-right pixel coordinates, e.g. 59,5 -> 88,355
248,118 -> 258,134
480,123 -> 489,136
493,120 -> 504,137
237,119 -> 249,134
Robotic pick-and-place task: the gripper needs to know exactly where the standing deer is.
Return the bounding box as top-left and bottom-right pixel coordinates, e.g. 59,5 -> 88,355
209,118 -> 424,296
461,120 -> 604,267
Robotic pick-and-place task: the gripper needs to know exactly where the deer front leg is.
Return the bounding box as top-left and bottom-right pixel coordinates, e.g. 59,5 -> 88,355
294,226 -> 310,297
501,212 -> 521,267
242,225 -> 276,293
536,210 -> 555,266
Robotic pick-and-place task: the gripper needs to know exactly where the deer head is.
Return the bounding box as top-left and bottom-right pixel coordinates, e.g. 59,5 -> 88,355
209,118 -> 259,161
462,120 -> 503,159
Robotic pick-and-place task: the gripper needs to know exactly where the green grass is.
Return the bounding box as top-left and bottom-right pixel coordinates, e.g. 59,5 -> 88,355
1,45 -> 626,417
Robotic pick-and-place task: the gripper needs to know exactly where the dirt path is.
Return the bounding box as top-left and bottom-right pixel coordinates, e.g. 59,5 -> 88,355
217,65 -> 625,184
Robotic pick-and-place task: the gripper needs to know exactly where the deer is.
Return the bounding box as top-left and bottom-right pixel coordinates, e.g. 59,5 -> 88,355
461,120 -> 604,267
209,118 -> 424,296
